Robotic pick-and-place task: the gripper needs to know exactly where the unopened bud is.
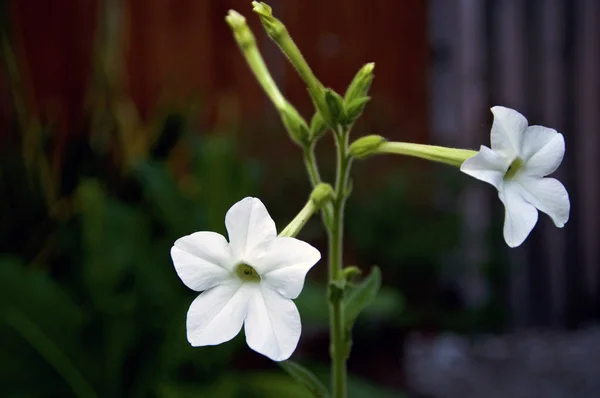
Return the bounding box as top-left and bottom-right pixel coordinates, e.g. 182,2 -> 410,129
310,183 -> 334,208
348,135 -> 387,159
225,10 -> 255,48
280,105 -> 310,146
345,63 -> 375,103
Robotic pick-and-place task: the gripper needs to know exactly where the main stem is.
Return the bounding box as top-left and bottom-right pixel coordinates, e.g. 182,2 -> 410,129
329,128 -> 351,398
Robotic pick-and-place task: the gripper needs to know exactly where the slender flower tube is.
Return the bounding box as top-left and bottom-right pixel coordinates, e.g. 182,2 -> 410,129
461,106 -> 570,247
349,134 -> 477,167
171,197 -> 321,361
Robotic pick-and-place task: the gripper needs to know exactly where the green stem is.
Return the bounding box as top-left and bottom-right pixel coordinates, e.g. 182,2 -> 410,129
279,199 -> 316,238
328,128 -> 351,398
303,144 -> 333,226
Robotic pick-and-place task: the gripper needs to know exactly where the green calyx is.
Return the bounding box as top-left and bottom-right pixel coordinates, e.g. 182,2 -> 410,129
504,157 -> 524,180
235,263 -> 261,282
348,135 -> 387,159
345,63 -> 375,103
280,105 -> 310,146
310,183 -> 335,207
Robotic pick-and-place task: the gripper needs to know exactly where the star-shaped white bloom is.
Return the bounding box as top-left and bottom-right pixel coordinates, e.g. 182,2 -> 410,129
171,197 -> 321,361
460,106 -> 570,247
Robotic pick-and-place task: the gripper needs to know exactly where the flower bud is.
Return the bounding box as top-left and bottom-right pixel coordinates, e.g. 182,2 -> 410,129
310,183 -> 334,208
344,63 -> 375,103
251,2 -> 285,39
280,105 -> 310,146
252,2 -> 332,129
348,135 -> 387,159
225,10 -> 255,49
342,266 -> 362,283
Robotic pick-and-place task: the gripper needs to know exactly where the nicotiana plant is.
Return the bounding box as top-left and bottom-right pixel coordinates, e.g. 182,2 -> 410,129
170,2 -> 571,397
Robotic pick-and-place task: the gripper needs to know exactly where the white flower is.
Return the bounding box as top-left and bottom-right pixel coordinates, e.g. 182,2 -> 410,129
460,106 -> 570,247
170,197 -> 321,361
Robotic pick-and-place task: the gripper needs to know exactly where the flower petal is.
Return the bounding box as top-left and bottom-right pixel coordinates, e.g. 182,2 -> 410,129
248,237 -> 321,299
244,285 -> 301,361
172,232 -> 234,291
499,181 -> 539,248
186,281 -> 250,347
225,197 -> 277,261
460,145 -> 509,189
490,106 -> 528,159
517,177 -> 570,228
521,126 -> 565,177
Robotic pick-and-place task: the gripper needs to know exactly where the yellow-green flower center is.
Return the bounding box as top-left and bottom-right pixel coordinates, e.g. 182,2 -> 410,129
504,157 -> 524,180
235,263 -> 261,282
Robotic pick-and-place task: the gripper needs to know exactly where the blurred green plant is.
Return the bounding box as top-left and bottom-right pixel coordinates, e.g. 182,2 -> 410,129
346,171 -> 508,333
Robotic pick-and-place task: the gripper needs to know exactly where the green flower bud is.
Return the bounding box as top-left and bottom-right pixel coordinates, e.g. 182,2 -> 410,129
310,183 -> 334,208
342,266 -> 362,283
279,183 -> 333,238
225,10 -> 255,49
344,62 -> 375,103
348,135 -> 387,159
251,2 -> 333,129
251,2 -> 285,39
280,105 -> 310,147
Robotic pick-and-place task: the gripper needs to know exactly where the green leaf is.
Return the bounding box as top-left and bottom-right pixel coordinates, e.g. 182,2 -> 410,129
278,360 -> 330,398
343,266 -> 381,329
0,259 -> 95,397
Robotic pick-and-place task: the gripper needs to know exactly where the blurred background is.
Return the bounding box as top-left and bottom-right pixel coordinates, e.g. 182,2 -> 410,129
1,0 -> 599,397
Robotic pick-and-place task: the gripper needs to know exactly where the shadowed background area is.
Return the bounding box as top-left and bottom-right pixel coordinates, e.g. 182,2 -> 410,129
1,0 -> 599,397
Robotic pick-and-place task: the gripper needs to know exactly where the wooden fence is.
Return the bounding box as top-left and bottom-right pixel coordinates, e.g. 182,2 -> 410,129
430,0 -> 600,329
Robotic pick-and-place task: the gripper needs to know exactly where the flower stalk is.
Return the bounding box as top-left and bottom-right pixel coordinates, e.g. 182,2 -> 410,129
279,183 -> 334,238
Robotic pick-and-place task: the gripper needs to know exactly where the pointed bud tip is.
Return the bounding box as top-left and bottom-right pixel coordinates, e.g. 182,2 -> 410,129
225,10 -> 246,27
252,1 -> 273,17
363,62 -> 375,73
